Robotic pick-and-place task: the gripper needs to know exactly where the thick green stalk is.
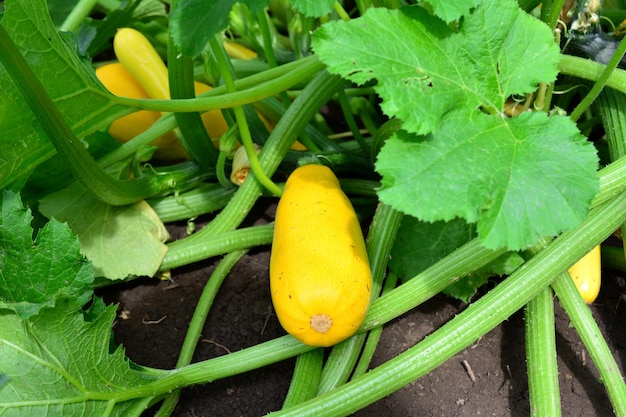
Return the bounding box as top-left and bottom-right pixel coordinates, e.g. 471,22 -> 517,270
267,192 -> 626,417
160,223 -> 273,271
167,3 -> 219,165
558,55 -> 626,96
525,286 -> 560,417
147,184 -> 235,223
539,0 -> 565,30
155,250 -> 247,417
0,24 -> 175,205
595,89 -> 626,271
281,349 -> 325,408
552,272 -> 626,416
351,273 -> 398,379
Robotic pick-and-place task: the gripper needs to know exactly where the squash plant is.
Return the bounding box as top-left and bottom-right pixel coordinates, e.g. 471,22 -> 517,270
2,0 -> 626,416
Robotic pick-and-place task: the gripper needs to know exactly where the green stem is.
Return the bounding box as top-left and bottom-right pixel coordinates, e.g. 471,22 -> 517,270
333,1 -> 352,21
209,36 -> 283,196
154,250 -> 247,417
525,286 -> 561,417
167,2 -> 219,165
113,55 -> 325,113
0,24 -> 178,205
160,223 -> 273,271
253,98 -> 345,152
351,273 -> 398,379
552,272 -> 626,416
595,89 -> 626,274
570,34 -> 626,122
281,349 -> 325,408
336,89 -> 369,156
558,55 -> 626,96
59,0 -> 99,31
539,0 -> 565,30
266,192 -> 626,417
147,183 -> 235,223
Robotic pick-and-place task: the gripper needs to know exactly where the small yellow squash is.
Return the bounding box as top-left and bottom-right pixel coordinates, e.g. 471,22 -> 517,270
567,245 -> 601,304
269,164 -> 372,347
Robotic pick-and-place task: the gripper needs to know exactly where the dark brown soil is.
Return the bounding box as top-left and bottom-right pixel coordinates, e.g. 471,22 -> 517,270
99,206 -> 626,417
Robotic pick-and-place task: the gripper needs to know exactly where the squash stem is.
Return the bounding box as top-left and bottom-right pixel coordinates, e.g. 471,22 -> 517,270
209,35 -> 283,196
552,272 -> 626,416
167,4 -> 219,165
160,223 -> 273,271
281,349 -> 325,408
154,249 -> 247,417
524,285 -> 561,416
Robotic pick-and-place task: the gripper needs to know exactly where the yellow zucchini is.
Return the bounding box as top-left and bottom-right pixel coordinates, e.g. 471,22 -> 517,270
567,245 -> 601,304
269,164 -> 372,347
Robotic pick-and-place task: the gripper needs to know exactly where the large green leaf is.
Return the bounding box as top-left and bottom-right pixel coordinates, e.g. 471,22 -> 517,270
376,112 -> 598,250
0,0 -> 128,188
0,298 -> 157,416
313,0 -> 599,249
39,182 -> 169,280
313,0 -> 560,135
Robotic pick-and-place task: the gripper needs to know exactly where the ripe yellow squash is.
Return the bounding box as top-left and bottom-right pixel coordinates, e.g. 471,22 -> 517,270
567,245 -> 601,304
270,164 -> 372,347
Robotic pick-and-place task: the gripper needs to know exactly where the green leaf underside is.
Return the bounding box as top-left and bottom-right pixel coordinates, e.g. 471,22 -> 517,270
313,0 -> 599,249
313,1 -> 560,135
0,0 -> 127,188
291,0 -> 335,17
0,298 -> 156,416
0,190 -> 93,318
427,0 -> 483,23
170,0 -> 268,57
39,183 -> 169,280
376,112 -> 598,250
389,216 -> 524,302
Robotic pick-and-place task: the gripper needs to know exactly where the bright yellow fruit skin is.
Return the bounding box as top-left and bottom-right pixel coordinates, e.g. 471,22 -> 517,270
269,164 -> 372,347
567,245 -> 601,304
95,63 -> 163,142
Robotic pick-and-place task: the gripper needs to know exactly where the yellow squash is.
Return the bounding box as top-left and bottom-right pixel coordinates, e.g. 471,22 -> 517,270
269,164 -> 372,347
95,63 -> 179,149
567,245 -> 601,304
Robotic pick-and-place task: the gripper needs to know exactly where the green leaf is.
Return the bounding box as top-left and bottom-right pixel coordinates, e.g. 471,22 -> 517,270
0,298 -> 157,416
291,0 -> 335,17
0,190 -> 93,319
426,0 -> 483,22
389,217 -> 476,281
312,0 -> 560,135
376,112 -> 599,250
169,0 -> 268,57
388,215 -> 524,302
39,182 -> 170,280
0,0 -> 128,188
